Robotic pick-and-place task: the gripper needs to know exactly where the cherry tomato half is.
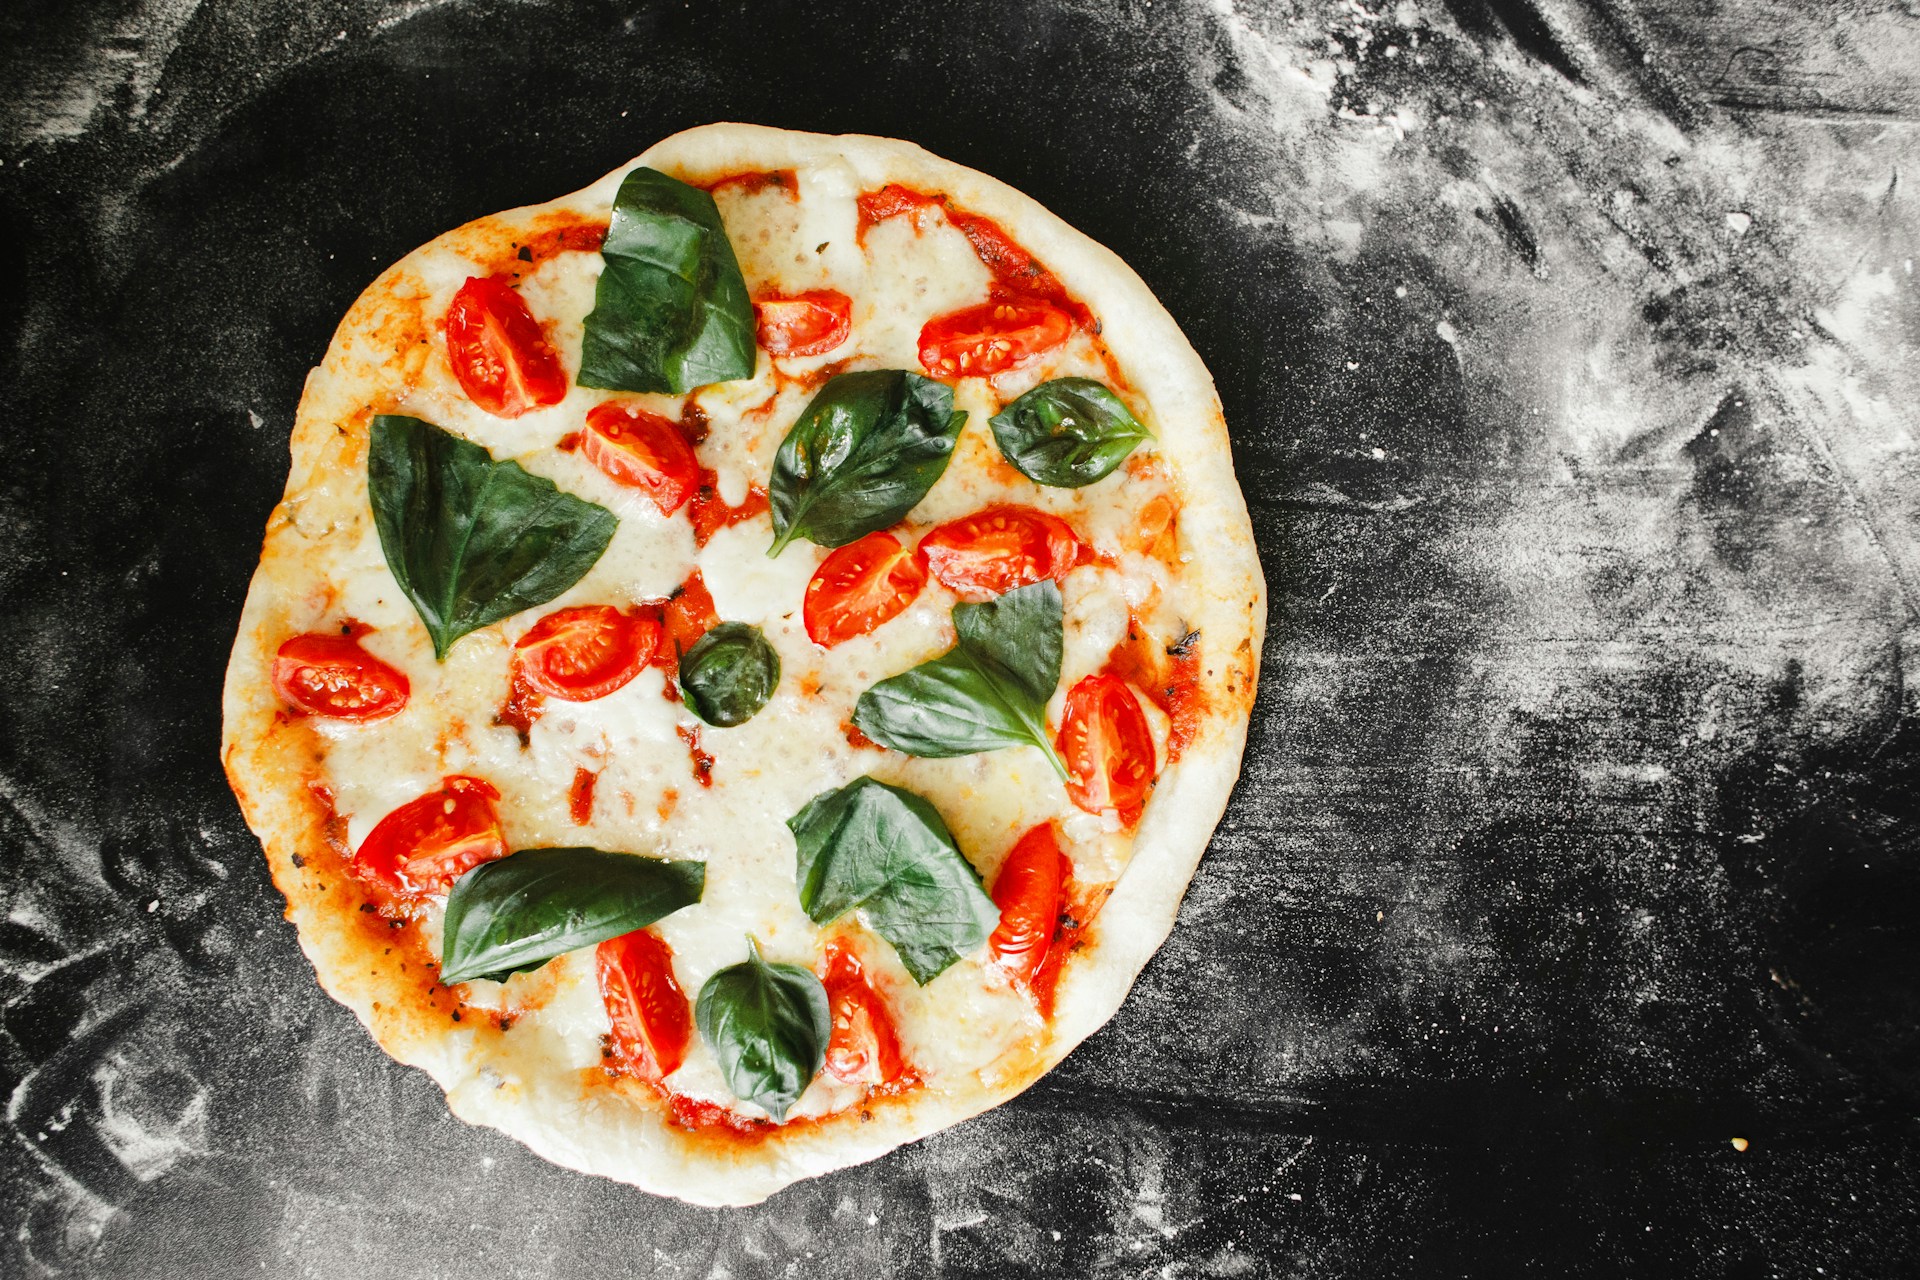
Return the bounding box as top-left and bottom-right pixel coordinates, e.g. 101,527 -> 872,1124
1056,674 -> 1158,822
597,928 -> 692,1083
918,299 -> 1073,378
512,605 -> 661,702
988,822 -> 1069,988
755,290 -> 852,358
919,505 -> 1082,601
820,940 -> 906,1086
272,633 -> 409,721
445,276 -> 568,418
582,402 -> 701,515
803,531 -> 928,647
352,775 -> 507,904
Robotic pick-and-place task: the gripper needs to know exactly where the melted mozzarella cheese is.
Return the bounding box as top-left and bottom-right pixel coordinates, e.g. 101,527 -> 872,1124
305,165 -> 1190,1120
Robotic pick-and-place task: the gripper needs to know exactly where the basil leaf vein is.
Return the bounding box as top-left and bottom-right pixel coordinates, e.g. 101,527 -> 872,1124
989,377 -> 1151,487
694,939 -> 829,1121
678,622 -> 780,727
369,415 -> 617,660
439,847 -> 705,985
788,777 -> 1000,985
768,369 -> 967,554
578,167 -> 755,394
851,580 -> 1068,778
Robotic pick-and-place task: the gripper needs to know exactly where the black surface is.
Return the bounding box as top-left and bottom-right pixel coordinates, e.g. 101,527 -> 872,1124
5,1 -> 1920,1276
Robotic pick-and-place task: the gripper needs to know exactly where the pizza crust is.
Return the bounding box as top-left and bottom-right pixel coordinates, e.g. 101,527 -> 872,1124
222,123 -> 1263,1205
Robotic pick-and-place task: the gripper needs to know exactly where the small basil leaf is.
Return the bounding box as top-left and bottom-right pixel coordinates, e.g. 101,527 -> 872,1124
439,848 -> 705,985
578,167 -> 755,394
768,370 -> 967,554
368,415 -> 617,660
678,622 -> 780,727
989,377 -> 1151,487
695,939 -> 829,1121
851,580 -> 1067,778
789,777 -> 1000,985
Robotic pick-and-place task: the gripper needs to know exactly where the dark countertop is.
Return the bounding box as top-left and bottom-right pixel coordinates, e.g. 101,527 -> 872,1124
4,1 -> 1918,1275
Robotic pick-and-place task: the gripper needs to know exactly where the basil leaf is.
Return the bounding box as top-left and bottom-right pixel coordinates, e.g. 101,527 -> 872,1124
768,370 -> 967,555
439,847 -> 705,985
678,622 -> 780,727
578,167 -> 755,394
851,580 -> 1068,779
788,777 -> 1000,985
368,415 -> 617,660
989,377 -> 1151,488
695,939 -> 829,1121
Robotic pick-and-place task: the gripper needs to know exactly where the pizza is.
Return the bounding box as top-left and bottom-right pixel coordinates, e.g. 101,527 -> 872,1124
221,123 -> 1263,1205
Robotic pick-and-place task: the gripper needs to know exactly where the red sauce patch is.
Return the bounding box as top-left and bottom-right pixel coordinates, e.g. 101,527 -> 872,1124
679,397 -> 712,445
491,213 -> 609,277
1029,883 -> 1110,1019
688,471 -> 771,546
1104,615 -> 1207,763
856,183 -> 1092,326
844,721 -> 881,750
676,724 -> 715,788
568,767 -> 598,825
496,668 -> 543,744
701,169 -> 797,199
654,571 -> 720,672
557,431 -> 582,453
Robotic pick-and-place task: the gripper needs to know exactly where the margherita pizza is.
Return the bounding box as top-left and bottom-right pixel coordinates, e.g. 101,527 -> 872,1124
222,123 -> 1263,1205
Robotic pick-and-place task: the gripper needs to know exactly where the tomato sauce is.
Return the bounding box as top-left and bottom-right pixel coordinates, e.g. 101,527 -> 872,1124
687,471 -> 770,546
676,724 -> 715,788
701,169 -> 798,199
1104,615 -> 1207,763
568,767 -> 598,825
495,669 -> 543,744
855,184 -> 1094,327
492,212 -> 609,278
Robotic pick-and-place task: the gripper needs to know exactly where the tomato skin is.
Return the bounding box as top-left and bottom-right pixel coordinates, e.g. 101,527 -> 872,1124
597,929 -> 693,1083
918,505 -> 1082,602
988,823 -> 1070,987
687,471 -> 770,546
352,776 -> 507,904
917,299 -> 1073,378
820,940 -> 907,1086
512,605 -> 660,702
755,290 -> 852,358
1057,675 -> 1158,822
582,402 -> 701,515
272,633 -> 409,721
803,531 -> 929,647
445,276 -> 567,417
653,571 -> 719,670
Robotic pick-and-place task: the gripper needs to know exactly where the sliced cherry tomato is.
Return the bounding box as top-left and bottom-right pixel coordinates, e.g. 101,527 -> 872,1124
1057,674 -> 1158,822
653,571 -> 719,670
512,605 -> 661,702
988,822 -> 1070,987
803,531 -> 929,647
820,939 -> 906,1086
272,633 -> 409,721
582,402 -> 701,515
918,299 -> 1073,378
755,290 -> 852,358
444,275 -> 567,417
597,929 -> 692,1083
352,775 -> 507,903
918,505 -> 1082,601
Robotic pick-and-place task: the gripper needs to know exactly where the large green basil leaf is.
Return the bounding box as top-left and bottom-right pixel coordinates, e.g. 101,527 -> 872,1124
851,580 -> 1067,778
767,370 -> 967,554
788,777 -> 999,985
578,167 -> 755,394
368,415 -> 617,660
679,622 -> 780,727
438,847 -> 705,984
695,939 -> 829,1121
989,377 -> 1151,487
